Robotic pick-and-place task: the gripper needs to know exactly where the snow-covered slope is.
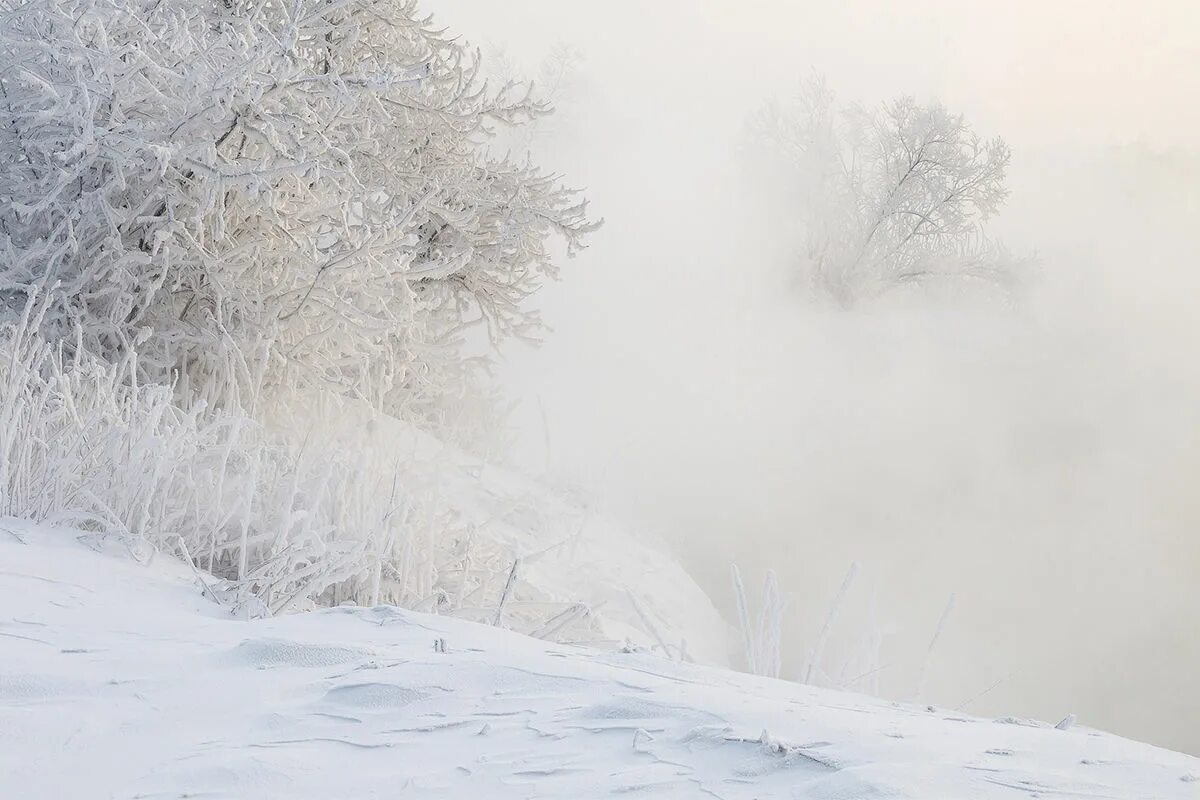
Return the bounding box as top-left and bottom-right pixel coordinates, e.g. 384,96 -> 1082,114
306,401 -> 735,666
2,522 -> 1196,799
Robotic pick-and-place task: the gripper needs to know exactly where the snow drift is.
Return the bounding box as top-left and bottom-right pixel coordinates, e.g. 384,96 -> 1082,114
1,522 -> 1196,798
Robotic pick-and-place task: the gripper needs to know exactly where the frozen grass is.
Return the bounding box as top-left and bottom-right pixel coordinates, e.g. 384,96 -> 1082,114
0,295 -> 606,641
733,561 -> 960,698
731,564 -> 785,679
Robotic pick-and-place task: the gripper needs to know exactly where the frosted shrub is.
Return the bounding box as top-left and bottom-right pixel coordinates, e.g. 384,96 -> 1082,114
0,0 -> 606,638
0,0 -> 596,434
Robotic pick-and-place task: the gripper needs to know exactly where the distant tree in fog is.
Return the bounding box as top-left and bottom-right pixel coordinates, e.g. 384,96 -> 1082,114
750,78 -> 1026,306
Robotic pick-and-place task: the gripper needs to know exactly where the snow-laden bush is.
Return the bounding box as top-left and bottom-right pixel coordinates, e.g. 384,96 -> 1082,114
0,0 -> 615,635
0,1 -> 676,653
0,0 -> 596,438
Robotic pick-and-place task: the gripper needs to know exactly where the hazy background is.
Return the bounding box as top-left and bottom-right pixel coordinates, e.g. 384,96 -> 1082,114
430,1 -> 1200,753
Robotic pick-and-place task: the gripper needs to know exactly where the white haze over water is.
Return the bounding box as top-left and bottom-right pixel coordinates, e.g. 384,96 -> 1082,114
430,1 -> 1200,753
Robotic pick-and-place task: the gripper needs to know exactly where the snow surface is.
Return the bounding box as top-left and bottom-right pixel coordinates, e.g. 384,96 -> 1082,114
2,521 -> 1196,799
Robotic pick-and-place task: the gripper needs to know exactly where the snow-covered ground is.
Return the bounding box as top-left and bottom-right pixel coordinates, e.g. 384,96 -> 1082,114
2,522 -> 1196,799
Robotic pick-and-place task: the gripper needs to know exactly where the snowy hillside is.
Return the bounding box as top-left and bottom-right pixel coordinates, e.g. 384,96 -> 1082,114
304,402 -> 735,668
2,523 -> 1195,799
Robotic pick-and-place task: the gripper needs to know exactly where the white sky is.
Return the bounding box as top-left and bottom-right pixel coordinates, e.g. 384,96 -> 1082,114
442,0 -> 1200,150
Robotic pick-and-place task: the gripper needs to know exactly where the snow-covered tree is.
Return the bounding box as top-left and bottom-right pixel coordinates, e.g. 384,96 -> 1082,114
750,78 -> 1023,306
0,0 -> 596,436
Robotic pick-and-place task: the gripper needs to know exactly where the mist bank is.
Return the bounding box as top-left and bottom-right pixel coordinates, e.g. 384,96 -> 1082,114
431,0 -> 1200,754
529,141 -> 1200,754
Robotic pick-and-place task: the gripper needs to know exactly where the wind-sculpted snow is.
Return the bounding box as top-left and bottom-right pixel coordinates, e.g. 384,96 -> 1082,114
1,522 -> 1196,798
227,637 -> 377,670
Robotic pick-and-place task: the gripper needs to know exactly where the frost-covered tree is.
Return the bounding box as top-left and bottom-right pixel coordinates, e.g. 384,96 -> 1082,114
0,0 -> 596,436
750,78 -> 1022,306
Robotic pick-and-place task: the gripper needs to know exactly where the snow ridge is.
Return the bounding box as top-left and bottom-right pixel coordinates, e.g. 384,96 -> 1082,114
1,523 -> 1195,799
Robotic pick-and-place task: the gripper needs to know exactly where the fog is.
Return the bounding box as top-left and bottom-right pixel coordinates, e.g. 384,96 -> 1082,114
430,1 -> 1200,753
